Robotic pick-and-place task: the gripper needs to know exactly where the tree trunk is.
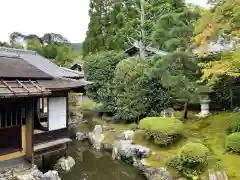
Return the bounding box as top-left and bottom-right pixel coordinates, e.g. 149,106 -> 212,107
230,87 -> 233,109
139,0 -> 146,60
182,100 -> 189,119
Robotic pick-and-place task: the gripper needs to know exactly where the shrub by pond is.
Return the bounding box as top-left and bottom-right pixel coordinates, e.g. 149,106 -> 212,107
226,132 -> 240,153
139,117 -> 183,146
168,143 -> 209,179
228,116 -> 240,133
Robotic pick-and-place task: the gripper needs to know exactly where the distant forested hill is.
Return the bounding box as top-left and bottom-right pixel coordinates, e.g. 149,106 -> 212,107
71,43 -> 83,50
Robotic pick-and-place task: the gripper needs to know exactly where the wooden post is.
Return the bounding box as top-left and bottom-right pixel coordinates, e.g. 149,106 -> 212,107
25,99 -> 34,167
42,155 -> 45,169
65,143 -> 68,159
31,152 -> 34,168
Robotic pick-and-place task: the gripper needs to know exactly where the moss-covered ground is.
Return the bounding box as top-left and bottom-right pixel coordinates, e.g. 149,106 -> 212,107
133,111 -> 240,179
77,111 -> 240,178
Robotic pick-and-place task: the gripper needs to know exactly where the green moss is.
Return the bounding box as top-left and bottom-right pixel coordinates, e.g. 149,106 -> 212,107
81,99 -> 99,110
134,112 -> 240,179
228,116 -> 240,133
181,143 -> 209,163
226,132 -> 240,153
77,123 -> 91,132
139,117 -> 183,134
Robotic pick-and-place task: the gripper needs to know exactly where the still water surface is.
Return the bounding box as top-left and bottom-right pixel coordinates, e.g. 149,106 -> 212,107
45,140 -> 145,180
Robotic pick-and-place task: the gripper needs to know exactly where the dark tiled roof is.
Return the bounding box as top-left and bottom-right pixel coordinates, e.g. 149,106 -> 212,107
125,42 -> 168,57
38,78 -> 93,90
0,55 -> 51,79
0,47 -> 83,78
0,80 -> 51,98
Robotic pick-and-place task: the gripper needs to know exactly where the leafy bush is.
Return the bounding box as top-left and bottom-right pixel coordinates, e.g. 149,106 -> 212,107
111,58 -> 150,122
84,51 -> 127,103
180,143 -> 209,164
139,117 -> 183,146
168,143 -> 209,178
228,117 -> 240,133
226,132 -> 240,153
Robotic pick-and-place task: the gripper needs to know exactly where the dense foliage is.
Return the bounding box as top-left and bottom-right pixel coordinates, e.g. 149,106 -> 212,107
84,51 -> 127,104
228,116 -> 240,133
226,132 -> 240,153
168,143 -> 209,178
111,58 -> 150,121
139,117 -> 183,146
83,0 -> 190,56
1,32 -> 79,67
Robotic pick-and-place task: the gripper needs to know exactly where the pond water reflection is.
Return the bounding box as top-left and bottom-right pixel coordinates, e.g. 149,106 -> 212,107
43,140 -> 146,180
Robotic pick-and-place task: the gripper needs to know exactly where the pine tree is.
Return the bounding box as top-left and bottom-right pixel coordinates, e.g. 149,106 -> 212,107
82,0 -> 174,56
152,0 -> 197,52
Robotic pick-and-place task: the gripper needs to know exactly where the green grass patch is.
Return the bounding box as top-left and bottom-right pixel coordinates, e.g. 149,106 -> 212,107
77,123 -> 91,133
134,111 -> 240,179
139,117 -> 183,134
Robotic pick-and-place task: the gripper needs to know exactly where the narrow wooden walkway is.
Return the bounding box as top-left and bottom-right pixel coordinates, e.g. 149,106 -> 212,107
33,138 -> 72,152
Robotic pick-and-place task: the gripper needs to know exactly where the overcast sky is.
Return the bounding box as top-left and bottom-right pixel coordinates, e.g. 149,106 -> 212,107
0,0 -> 208,43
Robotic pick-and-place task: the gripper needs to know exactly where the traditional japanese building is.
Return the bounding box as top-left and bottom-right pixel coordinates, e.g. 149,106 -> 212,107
0,47 -> 90,165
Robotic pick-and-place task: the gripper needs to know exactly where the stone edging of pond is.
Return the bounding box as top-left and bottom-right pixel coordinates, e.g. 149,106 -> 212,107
76,124 -> 173,180
0,165 -> 61,180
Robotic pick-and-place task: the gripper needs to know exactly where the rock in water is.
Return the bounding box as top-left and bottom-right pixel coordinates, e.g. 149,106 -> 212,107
122,131 -> 134,140
42,171 -> 60,180
113,140 -> 150,162
88,125 -> 104,150
55,157 -> 75,172
17,175 -> 36,180
76,132 -> 88,141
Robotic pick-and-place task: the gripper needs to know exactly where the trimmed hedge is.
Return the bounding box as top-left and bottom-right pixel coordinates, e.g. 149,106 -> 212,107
226,132 -> 240,153
180,143 -> 209,164
139,117 -> 183,146
168,143 -> 209,178
139,117 -> 183,133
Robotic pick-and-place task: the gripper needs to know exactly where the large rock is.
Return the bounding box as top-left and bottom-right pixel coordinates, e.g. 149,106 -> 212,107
42,171 -> 60,180
76,132 -> 88,141
55,157 -> 75,172
112,140 -> 150,162
142,167 -> 172,180
161,108 -> 175,118
121,131 -> 134,140
17,175 -> 36,180
88,125 -> 104,150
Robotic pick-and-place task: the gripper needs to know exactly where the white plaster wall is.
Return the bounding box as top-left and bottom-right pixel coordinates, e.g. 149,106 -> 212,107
48,97 -> 67,131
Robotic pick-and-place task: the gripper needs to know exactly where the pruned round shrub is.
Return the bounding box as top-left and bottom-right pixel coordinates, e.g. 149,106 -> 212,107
168,143 -> 209,178
180,143 -> 209,164
226,132 -> 240,153
139,117 -> 183,146
228,117 -> 240,133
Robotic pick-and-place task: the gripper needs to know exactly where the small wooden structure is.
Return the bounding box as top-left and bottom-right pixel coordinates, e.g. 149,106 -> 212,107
125,42 -> 168,58
0,47 -> 91,166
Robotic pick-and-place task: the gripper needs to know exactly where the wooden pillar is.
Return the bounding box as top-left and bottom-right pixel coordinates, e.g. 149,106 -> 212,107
25,99 -> 34,167
65,143 -> 68,159
42,155 -> 45,169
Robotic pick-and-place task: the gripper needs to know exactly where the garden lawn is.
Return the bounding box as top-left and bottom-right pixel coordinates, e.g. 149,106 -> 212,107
78,111 -> 240,178
133,111 -> 240,179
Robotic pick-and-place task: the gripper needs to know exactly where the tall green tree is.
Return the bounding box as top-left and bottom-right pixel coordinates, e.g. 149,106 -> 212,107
151,52 -> 199,119
152,0 -> 197,52
83,0 -> 175,57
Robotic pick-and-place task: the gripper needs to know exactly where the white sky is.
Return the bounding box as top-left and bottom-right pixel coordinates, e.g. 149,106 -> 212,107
0,0 -> 208,43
